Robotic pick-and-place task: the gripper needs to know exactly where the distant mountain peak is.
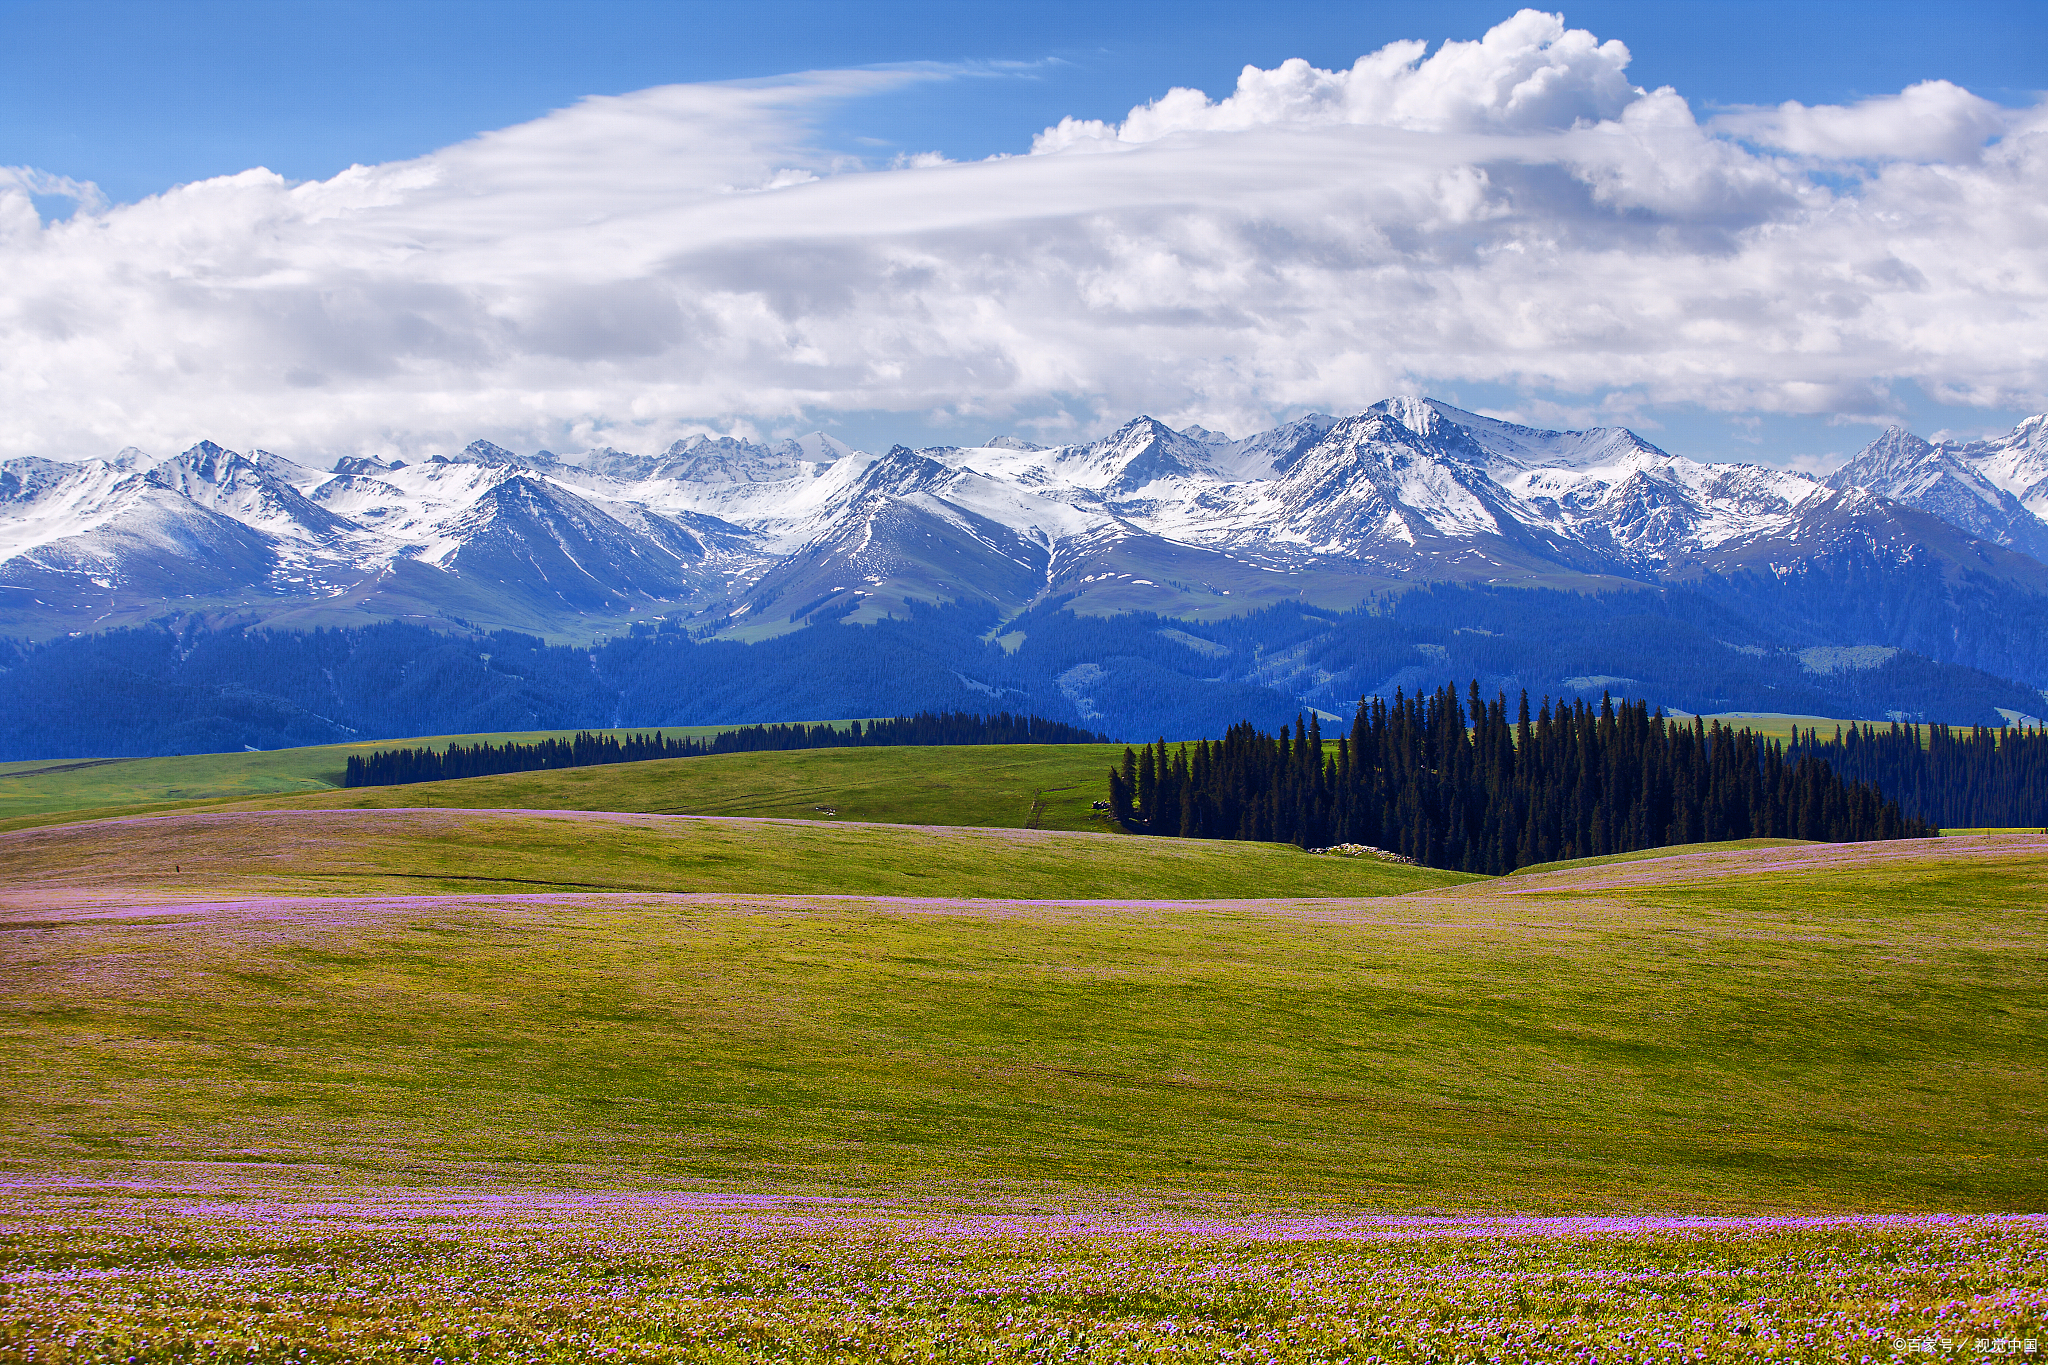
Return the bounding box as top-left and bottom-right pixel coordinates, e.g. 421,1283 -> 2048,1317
175,440 -> 244,471
1826,414 -> 2048,561
450,439 -> 525,467
667,434 -> 753,456
11,400 -> 2048,653
1375,395 -> 1439,437
333,455 -> 401,477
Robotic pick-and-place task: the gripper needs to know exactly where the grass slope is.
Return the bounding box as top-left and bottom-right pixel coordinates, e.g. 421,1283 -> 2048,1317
1505,837 -> 1810,877
212,743 -> 1134,834
4,832 -> 2044,1211
0,807 -> 1464,902
0,721 -> 860,829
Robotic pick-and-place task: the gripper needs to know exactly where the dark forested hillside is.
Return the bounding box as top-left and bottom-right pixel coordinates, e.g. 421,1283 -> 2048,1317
2,582 -> 2043,760
1107,685 -> 1932,873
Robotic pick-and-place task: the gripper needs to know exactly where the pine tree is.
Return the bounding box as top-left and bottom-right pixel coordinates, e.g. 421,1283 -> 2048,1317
1103,686 -> 1936,871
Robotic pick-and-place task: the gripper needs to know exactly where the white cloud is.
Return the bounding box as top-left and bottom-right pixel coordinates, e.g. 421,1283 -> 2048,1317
0,10 -> 2043,463
1711,80 -> 2014,163
0,165 -> 106,208
1034,8 -> 1637,150
1780,450 -> 1853,477
0,165 -> 107,243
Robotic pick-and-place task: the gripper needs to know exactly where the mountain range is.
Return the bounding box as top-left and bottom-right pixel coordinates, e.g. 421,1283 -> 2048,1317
6,398 -> 2048,744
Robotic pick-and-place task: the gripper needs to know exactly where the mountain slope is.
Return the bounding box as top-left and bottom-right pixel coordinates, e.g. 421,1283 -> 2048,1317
1828,422 -> 2048,562
7,403 -> 2048,697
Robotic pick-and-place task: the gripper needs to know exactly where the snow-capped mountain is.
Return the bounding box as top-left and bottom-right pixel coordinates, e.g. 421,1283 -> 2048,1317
1826,418 -> 2048,563
6,401 -> 2048,657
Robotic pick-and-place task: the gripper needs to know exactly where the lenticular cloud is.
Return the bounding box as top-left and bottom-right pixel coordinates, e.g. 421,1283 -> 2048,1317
0,8 -> 2043,462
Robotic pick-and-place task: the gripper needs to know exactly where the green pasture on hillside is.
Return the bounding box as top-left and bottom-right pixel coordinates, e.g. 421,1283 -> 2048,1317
1672,711 -> 2022,745
0,806 -> 1463,901
0,742 -> 1137,836
3,834 -> 2043,1210
218,742 -> 1134,833
0,720 -> 865,830
1504,837 -> 1811,876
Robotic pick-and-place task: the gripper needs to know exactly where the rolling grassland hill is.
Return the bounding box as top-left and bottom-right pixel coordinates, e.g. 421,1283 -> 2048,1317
238,743 -> 1135,833
0,805 -> 1468,902
0,722 -> 830,831
0,740 -> 1128,835
1,833 -> 2042,1212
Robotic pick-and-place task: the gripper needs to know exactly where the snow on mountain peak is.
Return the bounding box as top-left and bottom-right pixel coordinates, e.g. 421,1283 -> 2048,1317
1829,412 -> 2048,559
333,455 -> 403,477
784,432 -> 857,464
1377,396 -> 1439,438
12,398 -> 2048,641
457,440 -> 522,465
1422,401 -> 1672,474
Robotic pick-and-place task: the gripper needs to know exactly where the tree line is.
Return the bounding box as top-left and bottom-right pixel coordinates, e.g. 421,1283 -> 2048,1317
1789,721 -> 2047,828
1105,683 -> 1933,873
343,710 -> 1107,787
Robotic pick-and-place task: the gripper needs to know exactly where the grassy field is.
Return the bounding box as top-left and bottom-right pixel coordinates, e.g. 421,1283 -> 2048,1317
0,806 -> 1463,902
208,742 -> 1133,833
0,721 -> 862,828
0,737 -> 1134,837
4,828 -> 2043,1212
6,795 -> 2044,1361
6,708 -> 2044,1363
1504,836 -> 1810,876
4,1203 -> 2041,1363
1672,710 -> 1842,742
1679,711 -> 2035,744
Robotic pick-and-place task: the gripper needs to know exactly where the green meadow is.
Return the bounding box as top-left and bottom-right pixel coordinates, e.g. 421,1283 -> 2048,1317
6,1206 -> 2041,1364
0,806 -> 1460,901
2,818 -> 2043,1210
0,721 -> 879,827
221,742 -> 1134,832
0,734 -> 1133,834
1503,835 -> 1809,876
5,729 -> 2045,1361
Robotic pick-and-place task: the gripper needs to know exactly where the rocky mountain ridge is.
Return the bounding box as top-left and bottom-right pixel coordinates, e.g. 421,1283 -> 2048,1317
5,401 -> 2048,688
1824,417 -> 2048,563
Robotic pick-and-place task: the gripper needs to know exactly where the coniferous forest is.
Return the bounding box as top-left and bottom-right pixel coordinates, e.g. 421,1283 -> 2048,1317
1790,722 -> 2048,828
344,710 -> 1106,787
1105,683 -> 1934,873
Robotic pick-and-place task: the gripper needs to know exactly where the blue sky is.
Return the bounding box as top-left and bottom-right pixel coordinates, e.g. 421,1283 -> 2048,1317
2,1 -> 2045,465
8,0 -> 2043,205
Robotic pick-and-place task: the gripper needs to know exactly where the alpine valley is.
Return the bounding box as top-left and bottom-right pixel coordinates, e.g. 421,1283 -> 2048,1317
6,398 -> 2048,757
